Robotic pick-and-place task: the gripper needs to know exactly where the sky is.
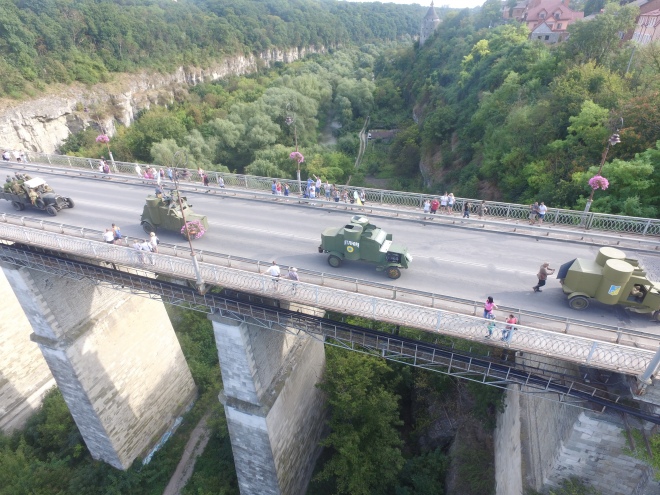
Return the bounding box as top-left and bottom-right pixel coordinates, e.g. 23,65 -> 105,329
345,0 -> 485,9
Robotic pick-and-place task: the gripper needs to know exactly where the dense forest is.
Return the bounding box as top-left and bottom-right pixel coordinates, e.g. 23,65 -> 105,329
373,0 -> 660,215
0,0 -> 422,98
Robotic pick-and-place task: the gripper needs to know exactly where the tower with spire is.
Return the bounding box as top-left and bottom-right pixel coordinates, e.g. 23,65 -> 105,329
420,1 -> 440,47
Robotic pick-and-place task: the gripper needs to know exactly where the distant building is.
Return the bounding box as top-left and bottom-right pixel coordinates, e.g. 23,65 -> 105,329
623,0 -> 660,41
503,0 -> 584,43
420,2 -> 441,47
632,8 -> 660,44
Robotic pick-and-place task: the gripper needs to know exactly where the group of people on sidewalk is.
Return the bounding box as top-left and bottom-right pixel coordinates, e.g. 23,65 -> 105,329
423,195 -> 488,219
101,222 -> 160,263
481,262 -> 555,344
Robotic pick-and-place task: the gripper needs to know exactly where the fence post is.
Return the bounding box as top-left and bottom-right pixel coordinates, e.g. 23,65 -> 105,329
586,213 -> 595,230
506,204 -> 511,219
552,208 -> 558,225
46,154 -> 52,165
419,194 -> 424,208
67,156 -> 72,168
380,191 -> 384,204
244,176 -> 248,189
643,220 -> 651,236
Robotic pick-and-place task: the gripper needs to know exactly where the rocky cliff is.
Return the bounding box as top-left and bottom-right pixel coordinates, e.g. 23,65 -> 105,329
0,46 -> 327,154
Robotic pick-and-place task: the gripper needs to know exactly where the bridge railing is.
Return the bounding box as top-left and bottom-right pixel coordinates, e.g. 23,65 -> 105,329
18,151 -> 660,237
1,210 -> 657,348
0,220 -> 657,376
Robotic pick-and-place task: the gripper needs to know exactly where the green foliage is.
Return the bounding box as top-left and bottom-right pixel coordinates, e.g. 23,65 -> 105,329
394,448 -> 449,495
315,347 -> 405,495
0,0 -> 423,99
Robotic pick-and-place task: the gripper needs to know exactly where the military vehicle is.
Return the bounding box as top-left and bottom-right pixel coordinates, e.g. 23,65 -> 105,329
558,246 -> 660,319
0,177 -> 74,216
318,215 -> 412,279
140,190 -> 208,239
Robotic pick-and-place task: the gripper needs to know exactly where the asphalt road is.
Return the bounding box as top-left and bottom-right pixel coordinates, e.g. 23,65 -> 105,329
2,168 -> 659,332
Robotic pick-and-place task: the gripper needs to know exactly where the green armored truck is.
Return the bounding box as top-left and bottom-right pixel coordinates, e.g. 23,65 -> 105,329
318,215 -> 412,279
558,246 -> 660,319
140,190 -> 208,240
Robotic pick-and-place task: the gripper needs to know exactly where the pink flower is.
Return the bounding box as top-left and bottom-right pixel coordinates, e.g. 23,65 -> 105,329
181,220 -> 206,239
289,151 -> 304,164
588,175 -> 609,191
96,134 -> 110,143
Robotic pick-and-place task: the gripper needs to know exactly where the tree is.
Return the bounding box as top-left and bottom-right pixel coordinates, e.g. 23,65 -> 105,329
315,348 -> 404,495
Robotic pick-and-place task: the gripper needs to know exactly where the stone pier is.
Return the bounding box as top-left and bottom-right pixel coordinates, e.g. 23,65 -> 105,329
4,265 -> 196,469
210,308 -> 326,495
0,265 -> 55,432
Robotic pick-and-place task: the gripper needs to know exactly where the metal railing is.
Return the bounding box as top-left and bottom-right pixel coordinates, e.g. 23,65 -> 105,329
1,211 -> 658,351
9,244 -> 659,422
15,150 -> 660,237
0,221 -> 657,377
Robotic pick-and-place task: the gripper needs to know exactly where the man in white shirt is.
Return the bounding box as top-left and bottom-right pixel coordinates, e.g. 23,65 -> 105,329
265,261 -> 280,290
538,202 -> 548,224
103,229 -> 115,244
440,192 -> 449,213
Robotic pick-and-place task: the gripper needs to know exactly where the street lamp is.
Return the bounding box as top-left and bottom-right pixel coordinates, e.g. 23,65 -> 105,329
173,150 -> 206,294
285,104 -> 302,194
582,124 -> 622,215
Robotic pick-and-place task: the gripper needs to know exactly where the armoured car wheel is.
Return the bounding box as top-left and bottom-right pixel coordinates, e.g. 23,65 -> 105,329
568,295 -> 589,310
11,201 -> 24,211
46,205 -> 58,216
653,311 -> 660,322
142,222 -> 155,234
328,255 -> 342,268
36,198 -> 46,209
387,267 -> 401,280
66,197 -> 75,208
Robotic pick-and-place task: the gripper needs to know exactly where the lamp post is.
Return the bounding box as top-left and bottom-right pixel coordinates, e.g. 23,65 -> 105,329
583,131 -> 621,215
285,104 -> 302,194
173,150 -> 206,294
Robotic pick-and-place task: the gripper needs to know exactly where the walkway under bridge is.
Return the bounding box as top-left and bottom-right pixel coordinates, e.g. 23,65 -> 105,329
2,242 -> 658,423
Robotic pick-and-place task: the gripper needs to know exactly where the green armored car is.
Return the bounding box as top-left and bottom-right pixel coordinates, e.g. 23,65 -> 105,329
558,246 -> 660,319
140,190 -> 208,240
318,215 -> 412,279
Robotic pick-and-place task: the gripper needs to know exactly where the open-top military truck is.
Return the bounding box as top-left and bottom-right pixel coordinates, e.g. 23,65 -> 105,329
140,190 -> 208,240
318,215 -> 412,279
558,246 -> 660,319
0,177 -> 74,216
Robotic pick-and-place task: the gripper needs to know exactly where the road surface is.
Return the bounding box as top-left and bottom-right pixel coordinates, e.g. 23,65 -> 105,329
2,167 -> 659,333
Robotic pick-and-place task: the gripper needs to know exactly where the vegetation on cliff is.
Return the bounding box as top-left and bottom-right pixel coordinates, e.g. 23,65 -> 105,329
0,0 -> 422,99
371,2 -> 660,215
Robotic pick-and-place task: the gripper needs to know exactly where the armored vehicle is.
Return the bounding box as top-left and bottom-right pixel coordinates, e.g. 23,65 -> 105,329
318,215 -> 412,279
140,191 -> 208,239
558,246 -> 660,319
0,177 -> 74,216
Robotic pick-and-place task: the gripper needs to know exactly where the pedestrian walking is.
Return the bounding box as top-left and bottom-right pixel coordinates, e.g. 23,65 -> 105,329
423,199 -> 431,215
485,317 -> 496,339
463,202 -> 470,218
447,193 -> 455,214
111,223 -> 122,243
501,314 -> 518,343
284,183 -> 290,197
218,176 -> 225,188
533,262 -> 554,292
202,174 -> 210,187
135,164 -> 143,178
287,267 -> 299,293
483,296 -> 497,319
538,202 -> 547,224
440,192 -> 448,213
477,200 -> 486,219
103,229 -> 115,244
529,202 -> 539,224
265,261 -> 280,290
149,232 -> 160,254
430,198 -> 439,214
272,180 -> 277,195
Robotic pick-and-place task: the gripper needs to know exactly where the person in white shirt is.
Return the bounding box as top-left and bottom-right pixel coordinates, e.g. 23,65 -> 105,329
440,193 -> 448,213
265,261 -> 280,277
538,202 -> 548,224
149,232 -> 160,253
103,229 -> 115,244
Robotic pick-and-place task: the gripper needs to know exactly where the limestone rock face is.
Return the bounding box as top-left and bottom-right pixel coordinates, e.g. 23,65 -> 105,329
0,46 -> 328,153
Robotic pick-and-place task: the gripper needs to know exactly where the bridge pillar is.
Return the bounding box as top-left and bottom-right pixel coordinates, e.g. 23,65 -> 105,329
3,265 -> 196,469
0,265 -> 55,432
210,308 -> 326,495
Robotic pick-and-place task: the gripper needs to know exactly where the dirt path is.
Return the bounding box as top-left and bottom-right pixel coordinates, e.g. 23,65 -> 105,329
162,412 -> 212,495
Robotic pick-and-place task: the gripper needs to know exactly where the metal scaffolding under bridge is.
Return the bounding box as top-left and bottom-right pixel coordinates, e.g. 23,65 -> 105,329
2,243 -> 659,424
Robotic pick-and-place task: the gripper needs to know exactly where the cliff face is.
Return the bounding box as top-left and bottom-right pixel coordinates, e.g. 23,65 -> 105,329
0,46 -> 327,153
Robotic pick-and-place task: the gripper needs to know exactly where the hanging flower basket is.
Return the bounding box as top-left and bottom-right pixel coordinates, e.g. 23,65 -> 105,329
289,151 -> 304,164
588,175 -> 609,191
96,134 -> 110,144
181,220 -> 206,240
